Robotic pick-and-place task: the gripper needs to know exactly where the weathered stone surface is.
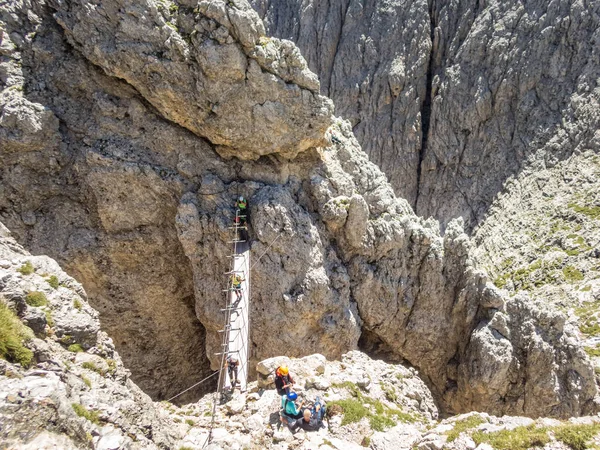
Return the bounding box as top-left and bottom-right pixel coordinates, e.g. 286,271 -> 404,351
251,0 -> 600,233
52,0 -> 333,160
0,0 -> 598,422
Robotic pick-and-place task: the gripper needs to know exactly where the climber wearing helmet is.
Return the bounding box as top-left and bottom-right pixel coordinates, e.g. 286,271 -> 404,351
225,354 -> 240,389
274,365 -> 295,396
281,391 -> 304,420
235,195 -> 249,227
231,273 -> 245,302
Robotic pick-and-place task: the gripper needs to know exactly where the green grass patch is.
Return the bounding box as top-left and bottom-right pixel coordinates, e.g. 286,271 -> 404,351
185,419 -> 194,426
554,423 -> 600,450
447,415 -> 488,442
329,381 -> 416,431
46,276 -> 59,289
582,285 -> 592,292
25,291 -> 47,307
68,344 -> 84,353
569,203 -> 600,220
473,425 -> 550,450
82,361 -> 105,376
73,299 -> 82,311
106,359 -> 117,374
0,301 -> 34,368
71,403 -> 101,425
585,346 -> 600,358
44,309 -> 54,328
17,261 -> 34,275
564,266 -> 584,283
81,375 -> 92,388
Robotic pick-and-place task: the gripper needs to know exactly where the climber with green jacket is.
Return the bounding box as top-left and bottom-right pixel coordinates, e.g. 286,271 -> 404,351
235,196 -> 249,227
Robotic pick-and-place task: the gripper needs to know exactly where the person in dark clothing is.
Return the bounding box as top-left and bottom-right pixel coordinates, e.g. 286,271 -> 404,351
225,355 -> 239,388
274,365 -> 295,396
292,396 -> 326,431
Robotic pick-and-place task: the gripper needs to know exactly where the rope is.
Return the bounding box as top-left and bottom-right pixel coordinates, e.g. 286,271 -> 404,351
250,231 -> 283,270
165,370 -> 220,403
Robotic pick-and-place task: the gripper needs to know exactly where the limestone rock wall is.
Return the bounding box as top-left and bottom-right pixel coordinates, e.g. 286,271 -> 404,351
0,0 -> 598,418
250,0 -> 600,230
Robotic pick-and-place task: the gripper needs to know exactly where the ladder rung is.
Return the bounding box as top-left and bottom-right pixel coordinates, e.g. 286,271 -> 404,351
224,270 -> 244,274
218,328 -> 241,333
214,350 -> 240,356
220,307 -> 242,311
227,240 -> 246,243
228,226 -> 247,229
226,255 -> 245,258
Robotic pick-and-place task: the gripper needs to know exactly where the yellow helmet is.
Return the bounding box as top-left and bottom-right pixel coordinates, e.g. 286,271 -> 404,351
279,365 -> 289,376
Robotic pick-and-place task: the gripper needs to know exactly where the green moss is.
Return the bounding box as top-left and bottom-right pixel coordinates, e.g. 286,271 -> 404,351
0,301 -> 34,368
68,344 -> 84,353
554,423 -> 600,450
17,261 -> 34,275
47,276 -> 60,289
166,21 -> 177,31
82,361 -> 105,376
582,285 -> 592,292
585,346 -> 600,358
81,374 -> 92,388
71,403 -> 100,425
25,291 -> 47,307
44,309 -> 54,328
329,382 -> 415,431
472,425 -> 550,450
323,439 -> 334,447
185,419 -> 194,426
569,203 -> 600,220
73,299 -> 82,311
178,447 -> 194,450
564,265 -> 584,283
447,415 -> 488,442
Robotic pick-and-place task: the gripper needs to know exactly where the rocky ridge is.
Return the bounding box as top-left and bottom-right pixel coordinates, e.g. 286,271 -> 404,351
0,0 -> 598,420
251,0 -> 600,231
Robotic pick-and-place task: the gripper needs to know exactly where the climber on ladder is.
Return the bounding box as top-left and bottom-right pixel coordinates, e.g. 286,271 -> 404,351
235,196 -> 249,227
231,273 -> 245,302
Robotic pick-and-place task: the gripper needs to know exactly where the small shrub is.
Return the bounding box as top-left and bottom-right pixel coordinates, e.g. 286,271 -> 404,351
564,266 -> 584,283
0,302 -> 34,368
68,344 -> 84,353
73,299 -> 82,311
447,415 -> 487,442
82,361 -> 105,375
585,346 -> 600,358
17,261 -> 34,275
47,276 -> 60,289
185,419 -> 194,426
81,375 -> 92,388
329,398 -> 369,425
71,403 -> 100,425
44,309 -> 55,328
472,425 -> 550,450
554,423 -> 600,450
370,413 -> 396,431
106,359 -> 117,374
25,291 -> 47,307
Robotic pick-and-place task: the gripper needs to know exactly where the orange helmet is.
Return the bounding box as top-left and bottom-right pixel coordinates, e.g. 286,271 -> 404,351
279,365 -> 289,376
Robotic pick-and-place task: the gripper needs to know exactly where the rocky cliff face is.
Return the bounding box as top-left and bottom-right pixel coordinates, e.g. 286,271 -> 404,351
0,0 -> 598,420
251,0 -> 600,231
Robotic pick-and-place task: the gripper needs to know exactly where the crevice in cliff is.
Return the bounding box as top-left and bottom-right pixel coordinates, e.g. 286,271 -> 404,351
415,0 -> 437,212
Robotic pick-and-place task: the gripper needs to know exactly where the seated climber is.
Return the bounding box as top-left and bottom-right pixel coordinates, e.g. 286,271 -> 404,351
292,397 -> 327,431
281,391 -> 304,420
274,365 -> 295,396
231,273 -> 245,302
